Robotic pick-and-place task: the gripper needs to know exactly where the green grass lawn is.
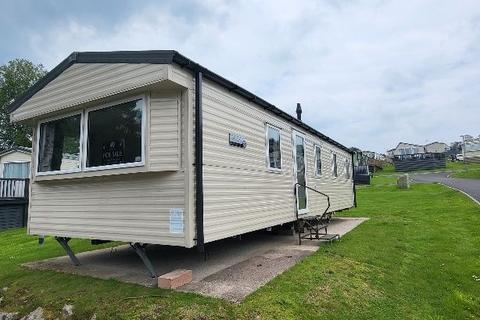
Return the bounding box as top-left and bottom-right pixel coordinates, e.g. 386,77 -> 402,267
448,162 -> 480,179
375,161 -> 480,179
1,177 -> 480,319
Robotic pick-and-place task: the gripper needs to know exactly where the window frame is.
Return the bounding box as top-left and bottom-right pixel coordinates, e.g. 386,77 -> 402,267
34,94 -> 146,176
83,95 -> 146,172
35,111 -> 84,176
265,123 -> 282,171
314,144 -> 322,177
332,152 -> 338,178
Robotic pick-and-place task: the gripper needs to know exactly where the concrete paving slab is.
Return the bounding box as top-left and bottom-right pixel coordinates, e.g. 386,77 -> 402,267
181,247 -> 314,302
24,217 -> 367,301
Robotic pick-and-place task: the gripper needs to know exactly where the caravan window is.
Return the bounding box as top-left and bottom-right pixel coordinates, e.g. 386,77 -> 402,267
266,125 -> 282,170
37,114 -> 81,173
345,159 -> 350,179
3,162 -> 30,178
314,145 -> 322,176
36,95 -> 145,176
86,99 -> 144,169
332,153 -> 338,177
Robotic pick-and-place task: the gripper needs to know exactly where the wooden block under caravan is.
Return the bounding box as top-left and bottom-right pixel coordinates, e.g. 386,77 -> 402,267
158,269 -> 193,289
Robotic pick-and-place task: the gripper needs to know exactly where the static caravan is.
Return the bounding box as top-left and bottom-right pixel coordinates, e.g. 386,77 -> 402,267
389,142 -> 447,172
464,138 -> 480,164
8,51 -> 355,276
0,146 -> 31,230
351,148 -> 370,185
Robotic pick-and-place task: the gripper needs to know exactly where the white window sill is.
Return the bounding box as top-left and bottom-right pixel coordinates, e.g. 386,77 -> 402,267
34,165 -> 150,182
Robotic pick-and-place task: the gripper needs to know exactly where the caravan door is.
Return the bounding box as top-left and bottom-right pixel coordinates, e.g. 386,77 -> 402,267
292,131 -> 308,215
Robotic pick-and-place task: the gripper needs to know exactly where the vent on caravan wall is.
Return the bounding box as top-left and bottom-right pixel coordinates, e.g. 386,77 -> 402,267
296,103 -> 302,121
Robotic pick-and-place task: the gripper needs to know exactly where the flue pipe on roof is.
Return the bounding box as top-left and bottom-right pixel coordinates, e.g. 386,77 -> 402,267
296,103 -> 302,121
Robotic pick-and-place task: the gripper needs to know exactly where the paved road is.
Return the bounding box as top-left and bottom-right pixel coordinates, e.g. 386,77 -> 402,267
412,172 -> 480,204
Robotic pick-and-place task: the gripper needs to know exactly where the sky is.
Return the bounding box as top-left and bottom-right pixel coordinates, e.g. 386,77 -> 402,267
1,0 -> 479,153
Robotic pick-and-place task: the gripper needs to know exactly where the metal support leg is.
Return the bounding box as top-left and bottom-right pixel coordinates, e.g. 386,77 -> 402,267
130,243 -> 157,278
203,246 -> 208,262
55,237 -> 80,266
297,221 -> 302,245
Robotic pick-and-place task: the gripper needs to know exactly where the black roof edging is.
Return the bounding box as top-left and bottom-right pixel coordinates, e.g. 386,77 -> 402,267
7,50 -> 352,154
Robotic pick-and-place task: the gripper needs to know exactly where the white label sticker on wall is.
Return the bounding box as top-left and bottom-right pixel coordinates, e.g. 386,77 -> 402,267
169,208 -> 184,234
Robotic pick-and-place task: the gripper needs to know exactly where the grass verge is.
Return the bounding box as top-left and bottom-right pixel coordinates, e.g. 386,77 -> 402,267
449,162 -> 480,179
374,161 -> 480,179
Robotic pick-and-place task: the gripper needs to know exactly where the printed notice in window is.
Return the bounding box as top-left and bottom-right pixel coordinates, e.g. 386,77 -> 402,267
169,208 -> 184,234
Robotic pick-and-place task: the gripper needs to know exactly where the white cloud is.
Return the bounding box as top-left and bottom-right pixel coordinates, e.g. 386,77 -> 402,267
26,0 -> 480,152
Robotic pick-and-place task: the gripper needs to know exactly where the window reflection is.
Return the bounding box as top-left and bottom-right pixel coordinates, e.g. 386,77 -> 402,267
38,115 -> 81,172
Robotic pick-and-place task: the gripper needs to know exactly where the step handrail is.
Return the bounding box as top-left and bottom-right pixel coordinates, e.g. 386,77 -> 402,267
293,182 -> 331,220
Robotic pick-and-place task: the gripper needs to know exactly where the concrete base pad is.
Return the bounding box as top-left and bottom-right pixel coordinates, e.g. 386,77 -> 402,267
24,217 -> 367,301
181,247 -> 314,301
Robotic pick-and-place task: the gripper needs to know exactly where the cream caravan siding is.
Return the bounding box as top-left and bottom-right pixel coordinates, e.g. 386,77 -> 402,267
11,63 -> 168,122
29,173 -> 186,245
465,150 -> 480,164
201,79 -> 354,243
27,89 -> 189,247
0,151 -> 31,164
170,65 -> 197,246
149,91 -> 181,170
306,141 -> 354,215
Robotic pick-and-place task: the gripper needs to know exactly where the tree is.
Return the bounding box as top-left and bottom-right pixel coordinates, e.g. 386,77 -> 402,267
449,141 -> 462,155
0,59 -> 47,149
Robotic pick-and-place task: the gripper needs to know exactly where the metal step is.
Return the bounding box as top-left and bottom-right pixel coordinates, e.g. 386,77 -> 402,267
317,234 -> 340,242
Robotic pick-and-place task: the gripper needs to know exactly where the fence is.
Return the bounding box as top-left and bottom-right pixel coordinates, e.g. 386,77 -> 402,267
393,153 -> 446,172
0,178 -> 29,199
